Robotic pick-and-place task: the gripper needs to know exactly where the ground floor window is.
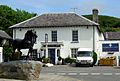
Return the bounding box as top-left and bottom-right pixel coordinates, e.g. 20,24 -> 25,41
30,49 -> 37,60
71,48 -> 78,58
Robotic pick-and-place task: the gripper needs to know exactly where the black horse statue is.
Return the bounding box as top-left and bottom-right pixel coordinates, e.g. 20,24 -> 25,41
12,30 -> 37,60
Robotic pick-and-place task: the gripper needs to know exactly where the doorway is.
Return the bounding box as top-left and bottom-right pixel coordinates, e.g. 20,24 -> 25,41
48,49 -> 55,64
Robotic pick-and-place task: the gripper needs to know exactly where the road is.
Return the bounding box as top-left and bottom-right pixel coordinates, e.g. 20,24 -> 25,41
41,64 -> 120,81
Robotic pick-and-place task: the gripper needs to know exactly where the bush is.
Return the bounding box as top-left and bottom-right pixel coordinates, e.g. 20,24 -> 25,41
43,58 -> 50,63
92,51 -> 97,65
65,56 -> 75,64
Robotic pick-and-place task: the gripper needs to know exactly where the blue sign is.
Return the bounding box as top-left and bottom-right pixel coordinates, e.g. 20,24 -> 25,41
102,43 -> 119,52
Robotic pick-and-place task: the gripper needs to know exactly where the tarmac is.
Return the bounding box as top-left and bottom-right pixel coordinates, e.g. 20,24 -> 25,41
0,74 -> 81,81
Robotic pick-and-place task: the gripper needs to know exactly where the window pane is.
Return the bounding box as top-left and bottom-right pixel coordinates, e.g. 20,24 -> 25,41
71,48 -> 78,58
52,31 -> 57,42
72,30 -> 78,42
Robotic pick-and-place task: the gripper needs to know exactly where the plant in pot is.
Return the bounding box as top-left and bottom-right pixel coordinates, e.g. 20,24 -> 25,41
57,56 -> 62,65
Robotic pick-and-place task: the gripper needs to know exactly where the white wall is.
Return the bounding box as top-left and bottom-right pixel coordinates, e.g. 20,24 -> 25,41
13,25 -> 102,58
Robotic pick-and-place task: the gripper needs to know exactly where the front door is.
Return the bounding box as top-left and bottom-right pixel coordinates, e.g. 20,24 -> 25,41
48,49 -> 55,64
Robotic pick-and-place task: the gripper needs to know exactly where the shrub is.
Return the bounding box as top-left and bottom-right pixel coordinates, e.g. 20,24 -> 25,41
65,56 -> 75,64
43,58 -> 50,63
92,51 -> 97,65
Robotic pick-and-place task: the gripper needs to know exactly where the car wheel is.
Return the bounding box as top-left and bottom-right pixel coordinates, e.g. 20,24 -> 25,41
76,63 -> 79,67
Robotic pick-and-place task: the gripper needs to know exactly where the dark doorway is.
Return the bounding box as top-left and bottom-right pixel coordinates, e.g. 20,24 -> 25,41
48,49 -> 55,64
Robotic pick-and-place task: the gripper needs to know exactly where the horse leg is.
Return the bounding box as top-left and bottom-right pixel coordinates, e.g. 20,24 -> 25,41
26,47 -> 32,60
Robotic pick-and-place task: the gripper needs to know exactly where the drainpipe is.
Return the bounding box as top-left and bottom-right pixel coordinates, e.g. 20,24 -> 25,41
93,26 -> 95,51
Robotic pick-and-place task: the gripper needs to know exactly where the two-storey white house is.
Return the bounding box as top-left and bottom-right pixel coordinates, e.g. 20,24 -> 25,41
10,9 -> 104,64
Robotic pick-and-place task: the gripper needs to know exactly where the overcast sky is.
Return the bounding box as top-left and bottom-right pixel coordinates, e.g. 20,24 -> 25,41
0,0 -> 120,18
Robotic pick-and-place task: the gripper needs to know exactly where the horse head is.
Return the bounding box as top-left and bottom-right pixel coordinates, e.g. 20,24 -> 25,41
24,30 -> 37,44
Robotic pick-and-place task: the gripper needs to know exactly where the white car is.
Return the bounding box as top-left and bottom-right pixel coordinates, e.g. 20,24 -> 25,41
76,48 -> 93,67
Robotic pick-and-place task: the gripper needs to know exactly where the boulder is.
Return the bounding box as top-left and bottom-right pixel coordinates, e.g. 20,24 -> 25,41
0,60 -> 42,80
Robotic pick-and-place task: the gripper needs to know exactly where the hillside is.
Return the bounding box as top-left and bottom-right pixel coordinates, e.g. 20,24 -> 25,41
83,15 -> 120,32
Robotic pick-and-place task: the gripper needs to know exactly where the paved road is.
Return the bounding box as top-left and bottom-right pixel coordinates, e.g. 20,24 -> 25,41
41,64 -> 120,81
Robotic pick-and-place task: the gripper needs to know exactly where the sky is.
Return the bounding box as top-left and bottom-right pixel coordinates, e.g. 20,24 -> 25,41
0,0 -> 120,18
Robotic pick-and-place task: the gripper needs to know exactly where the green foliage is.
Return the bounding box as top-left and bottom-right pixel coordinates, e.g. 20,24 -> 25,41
65,56 -> 75,64
3,45 -> 12,57
83,15 -> 120,32
92,51 -> 97,65
0,5 -> 36,36
3,45 -> 12,61
43,58 -> 50,63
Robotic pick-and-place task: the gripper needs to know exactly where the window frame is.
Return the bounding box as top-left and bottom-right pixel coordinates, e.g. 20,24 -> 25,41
71,48 -> 78,58
72,30 -> 78,42
51,30 -> 57,42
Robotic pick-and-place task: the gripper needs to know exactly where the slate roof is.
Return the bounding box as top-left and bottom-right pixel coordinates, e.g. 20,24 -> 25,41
104,32 -> 120,40
0,30 -> 12,39
10,13 -> 99,28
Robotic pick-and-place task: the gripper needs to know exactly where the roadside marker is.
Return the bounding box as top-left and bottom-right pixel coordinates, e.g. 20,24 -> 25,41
91,73 -> 101,75
79,73 -> 89,75
115,73 -> 120,75
57,73 -> 66,75
103,73 -> 113,75
68,73 -> 77,75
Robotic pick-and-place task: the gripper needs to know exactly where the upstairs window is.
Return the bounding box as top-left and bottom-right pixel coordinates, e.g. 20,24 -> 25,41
51,31 -> 57,42
72,30 -> 78,42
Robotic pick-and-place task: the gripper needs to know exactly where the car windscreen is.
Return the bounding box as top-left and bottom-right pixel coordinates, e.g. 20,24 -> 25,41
77,51 -> 92,57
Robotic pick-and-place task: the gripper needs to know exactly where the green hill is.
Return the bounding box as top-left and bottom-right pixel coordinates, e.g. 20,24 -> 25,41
83,15 -> 120,32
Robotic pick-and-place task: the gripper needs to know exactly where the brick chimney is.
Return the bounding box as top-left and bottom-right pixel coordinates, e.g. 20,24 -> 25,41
92,9 -> 99,23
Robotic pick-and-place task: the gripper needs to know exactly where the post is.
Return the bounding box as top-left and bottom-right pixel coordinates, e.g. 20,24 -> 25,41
0,47 -> 3,62
116,56 -> 119,67
45,34 -> 48,58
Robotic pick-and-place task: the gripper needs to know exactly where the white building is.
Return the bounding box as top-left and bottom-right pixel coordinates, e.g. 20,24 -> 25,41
10,9 -> 104,64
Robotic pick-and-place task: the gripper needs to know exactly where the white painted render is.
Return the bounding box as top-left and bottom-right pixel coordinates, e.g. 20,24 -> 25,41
13,25 -> 104,59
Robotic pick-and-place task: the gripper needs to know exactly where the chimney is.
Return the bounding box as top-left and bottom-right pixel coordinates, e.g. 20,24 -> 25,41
92,9 -> 99,23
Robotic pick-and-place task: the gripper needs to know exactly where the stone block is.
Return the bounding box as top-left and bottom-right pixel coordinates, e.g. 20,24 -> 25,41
0,60 -> 42,80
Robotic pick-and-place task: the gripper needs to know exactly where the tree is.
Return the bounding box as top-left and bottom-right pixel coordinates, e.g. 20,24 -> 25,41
0,5 -> 36,36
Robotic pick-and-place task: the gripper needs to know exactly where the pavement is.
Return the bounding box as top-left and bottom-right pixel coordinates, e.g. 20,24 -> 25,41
39,74 -> 81,81
0,74 -> 81,81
